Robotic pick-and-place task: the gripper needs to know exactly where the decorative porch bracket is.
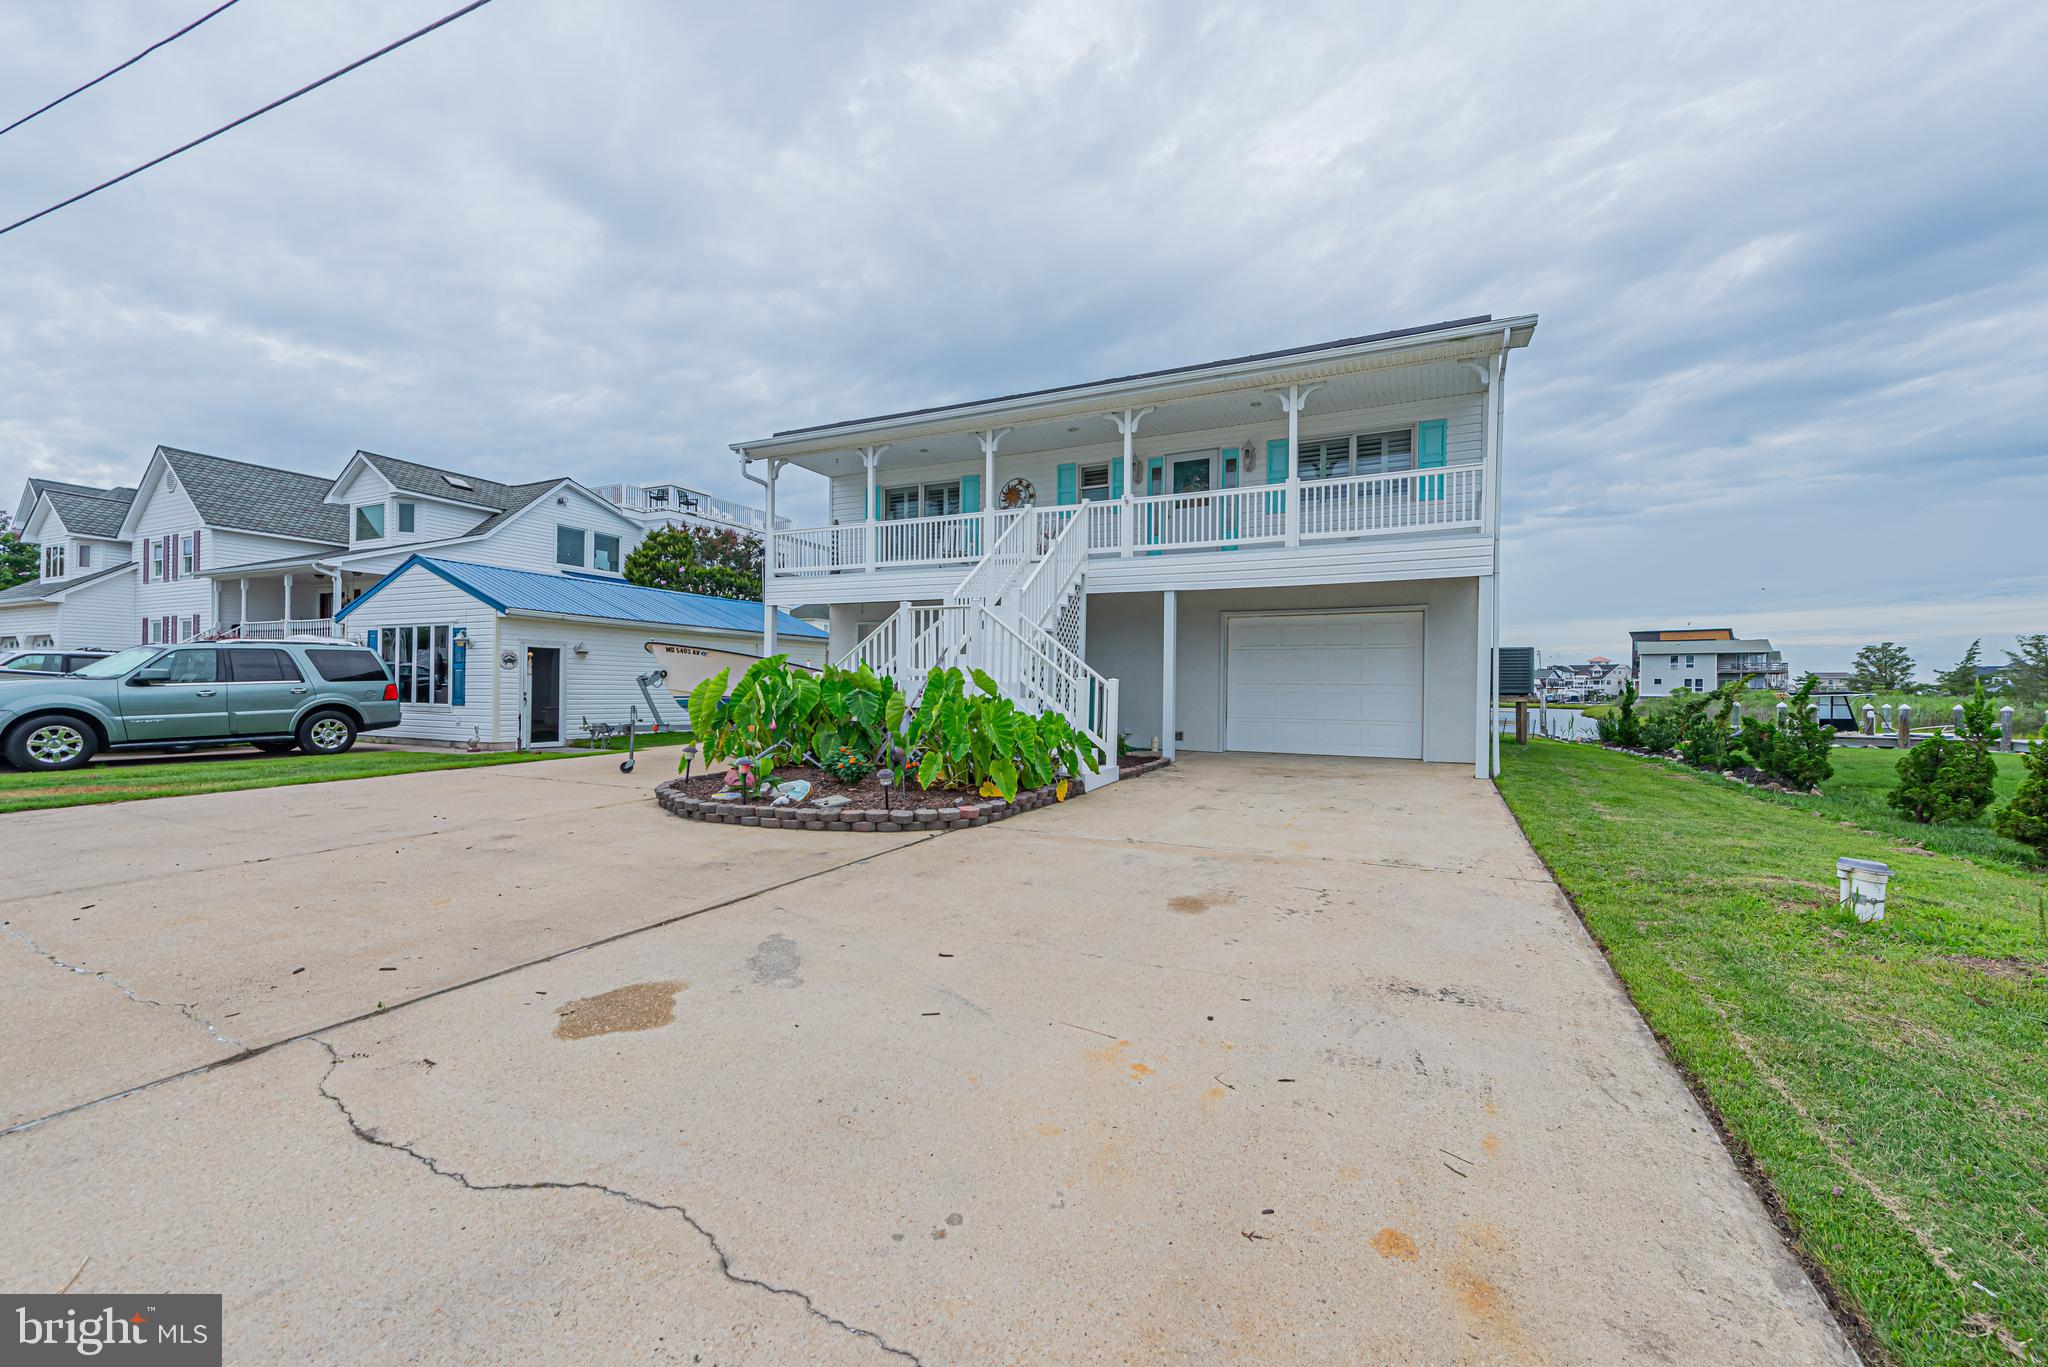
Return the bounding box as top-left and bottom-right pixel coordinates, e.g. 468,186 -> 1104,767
1264,383 -> 1323,545
1104,406 -> 1153,556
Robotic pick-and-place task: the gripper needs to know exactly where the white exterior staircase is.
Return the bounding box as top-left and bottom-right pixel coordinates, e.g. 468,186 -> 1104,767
836,508 -> 1120,789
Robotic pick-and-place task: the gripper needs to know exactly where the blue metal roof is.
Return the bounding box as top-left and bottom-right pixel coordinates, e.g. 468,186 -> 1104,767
336,555 -> 826,638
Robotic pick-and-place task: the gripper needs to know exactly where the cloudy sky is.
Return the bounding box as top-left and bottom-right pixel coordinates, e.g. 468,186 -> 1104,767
2,1 -> 2042,674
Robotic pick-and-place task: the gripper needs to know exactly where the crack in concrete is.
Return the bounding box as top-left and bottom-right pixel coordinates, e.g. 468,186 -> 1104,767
1,920 -> 248,1052
309,1039 -> 922,1364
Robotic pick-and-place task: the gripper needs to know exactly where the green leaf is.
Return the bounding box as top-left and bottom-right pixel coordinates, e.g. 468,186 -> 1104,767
989,754 -> 1019,802
916,750 -> 944,789
884,692 -> 906,736
970,667 -> 1002,698
688,669 -> 729,750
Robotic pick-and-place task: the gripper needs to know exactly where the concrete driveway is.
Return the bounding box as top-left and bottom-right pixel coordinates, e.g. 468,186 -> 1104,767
0,752 -> 1856,1363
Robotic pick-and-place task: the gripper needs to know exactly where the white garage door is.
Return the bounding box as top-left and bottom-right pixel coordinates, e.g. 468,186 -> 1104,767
1224,611 -> 1424,758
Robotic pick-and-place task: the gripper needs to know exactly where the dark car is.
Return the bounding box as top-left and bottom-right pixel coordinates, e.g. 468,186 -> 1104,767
0,648 -> 112,675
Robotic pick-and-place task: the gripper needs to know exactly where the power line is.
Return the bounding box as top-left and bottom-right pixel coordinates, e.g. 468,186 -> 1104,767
0,0 -> 246,140
0,0 -> 498,240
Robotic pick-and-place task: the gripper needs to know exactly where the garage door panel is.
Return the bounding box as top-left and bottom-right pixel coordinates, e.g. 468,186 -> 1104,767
1225,611 -> 1424,760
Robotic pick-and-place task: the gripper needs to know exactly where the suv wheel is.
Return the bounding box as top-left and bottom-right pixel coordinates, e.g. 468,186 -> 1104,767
5,715 -> 99,772
297,711 -> 358,756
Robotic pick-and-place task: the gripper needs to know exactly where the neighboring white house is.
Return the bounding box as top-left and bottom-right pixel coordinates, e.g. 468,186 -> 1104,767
335,555 -> 825,748
1629,628 -> 1788,697
0,480 -> 138,650
1538,658 -> 1631,700
202,450 -> 651,639
738,314 -> 1537,780
590,481 -> 784,536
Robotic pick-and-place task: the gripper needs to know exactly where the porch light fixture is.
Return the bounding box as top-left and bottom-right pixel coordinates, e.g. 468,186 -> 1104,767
1241,440 -> 1257,471
573,641 -> 589,658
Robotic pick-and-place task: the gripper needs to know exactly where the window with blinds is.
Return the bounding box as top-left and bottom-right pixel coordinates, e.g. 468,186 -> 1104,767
1297,428 -> 1416,479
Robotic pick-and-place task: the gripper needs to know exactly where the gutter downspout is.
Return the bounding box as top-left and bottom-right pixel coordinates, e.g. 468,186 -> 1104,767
738,454 -> 777,655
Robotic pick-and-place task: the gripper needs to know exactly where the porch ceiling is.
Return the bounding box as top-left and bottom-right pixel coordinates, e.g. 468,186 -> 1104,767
743,316 -> 1532,478
790,358 -> 1497,480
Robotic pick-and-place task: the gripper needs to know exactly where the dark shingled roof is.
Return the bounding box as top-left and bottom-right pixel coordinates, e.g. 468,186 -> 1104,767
14,478 -> 135,528
44,487 -> 136,539
353,452 -> 561,533
157,447 -> 347,544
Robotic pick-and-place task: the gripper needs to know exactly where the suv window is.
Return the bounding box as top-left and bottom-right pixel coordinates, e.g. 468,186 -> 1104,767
228,648 -> 304,683
307,648 -> 389,683
3,653 -> 62,672
157,648 -> 220,683
62,654 -> 106,672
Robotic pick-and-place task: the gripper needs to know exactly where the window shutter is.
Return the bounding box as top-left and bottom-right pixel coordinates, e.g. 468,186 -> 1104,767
450,631 -> 467,706
141,616 -> 148,643
190,614 -> 201,638
140,542 -> 149,583
1110,460 -> 1124,500
1416,419 -> 1447,502
192,530 -> 201,571
960,474 -> 980,514
1056,464 -> 1077,505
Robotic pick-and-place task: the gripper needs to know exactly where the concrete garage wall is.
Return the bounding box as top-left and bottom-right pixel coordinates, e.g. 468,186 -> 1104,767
1084,579 -> 1480,764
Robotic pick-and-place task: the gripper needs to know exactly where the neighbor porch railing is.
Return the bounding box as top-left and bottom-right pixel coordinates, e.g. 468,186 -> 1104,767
768,465 -> 1484,579
208,618 -> 341,640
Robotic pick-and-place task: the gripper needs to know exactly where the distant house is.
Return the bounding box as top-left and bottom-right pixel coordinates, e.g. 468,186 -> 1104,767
1629,627 -> 1788,697
591,481 -> 783,536
1537,658 -> 1630,699
0,480 -> 139,651
1805,670 -> 1854,692
335,555 -> 824,748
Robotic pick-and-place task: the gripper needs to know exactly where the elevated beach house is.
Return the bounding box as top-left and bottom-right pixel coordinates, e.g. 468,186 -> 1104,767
737,314 -> 1536,782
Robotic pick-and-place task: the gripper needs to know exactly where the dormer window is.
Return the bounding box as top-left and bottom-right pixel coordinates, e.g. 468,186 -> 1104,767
355,504 -> 386,540
43,544 -> 64,578
397,501 -> 417,533
77,544 -> 91,569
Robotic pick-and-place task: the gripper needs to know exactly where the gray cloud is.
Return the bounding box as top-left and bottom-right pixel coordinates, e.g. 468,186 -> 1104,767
2,0 -> 2042,675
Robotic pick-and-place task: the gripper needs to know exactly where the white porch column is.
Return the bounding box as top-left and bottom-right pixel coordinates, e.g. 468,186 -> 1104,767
282,574 -> 294,624
1475,575 -> 1495,779
762,461 -> 780,655
858,444 -> 888,570
238,578 -> 248,630
334,570 -> 345,628
1161,589 -> 1177,761
1269,383 -> 1323,546
973,428 -> 1011,544
1106,407 -> 1152,556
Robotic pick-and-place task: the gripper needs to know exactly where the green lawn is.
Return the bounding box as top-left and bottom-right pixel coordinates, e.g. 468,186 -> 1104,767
1499,741 -> 2047,1365
0,748 -> 556,814
1757,746 -> 2040,873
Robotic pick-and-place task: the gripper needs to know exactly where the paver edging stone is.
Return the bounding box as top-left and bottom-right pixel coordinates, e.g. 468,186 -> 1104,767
653,756 -> 1171,832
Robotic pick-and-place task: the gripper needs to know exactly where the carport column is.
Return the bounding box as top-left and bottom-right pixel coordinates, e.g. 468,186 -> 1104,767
1474,575 -> 1495,779
1106,407 -> 1152,556
1161,589 -> 1177,761
858,445 -> 888,570
1269,383 -> 1323,547
761,460 -> 781,655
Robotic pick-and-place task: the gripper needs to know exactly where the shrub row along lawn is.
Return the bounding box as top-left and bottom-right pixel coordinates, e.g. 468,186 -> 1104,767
0,748 -> 554,814
1498,740 -> 2046,1366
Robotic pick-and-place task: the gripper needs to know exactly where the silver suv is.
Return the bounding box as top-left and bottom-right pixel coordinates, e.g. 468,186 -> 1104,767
0,640 -> 403,772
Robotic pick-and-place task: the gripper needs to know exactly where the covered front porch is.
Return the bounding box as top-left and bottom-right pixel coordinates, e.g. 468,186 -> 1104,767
203,556 -> 383,639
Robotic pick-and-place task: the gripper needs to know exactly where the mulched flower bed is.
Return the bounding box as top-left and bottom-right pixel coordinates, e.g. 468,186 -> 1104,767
655,752 -> 1168,832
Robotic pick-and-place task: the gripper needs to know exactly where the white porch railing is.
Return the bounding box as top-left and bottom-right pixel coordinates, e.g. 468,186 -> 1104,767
1015,508 -> 1086,630
770,465 -> 1484,580
217,618 -> 341,640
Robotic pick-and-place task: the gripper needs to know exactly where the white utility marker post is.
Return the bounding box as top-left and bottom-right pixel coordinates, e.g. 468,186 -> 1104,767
858,445 -> 888,571
1161,588 -> 1177,761
1269,383 -> 1322,547
1106,407 -> 1152,556
974,428 -> 1010,549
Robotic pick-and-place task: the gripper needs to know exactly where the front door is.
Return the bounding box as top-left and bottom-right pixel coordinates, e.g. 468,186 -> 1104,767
1171,455 -> 1213,494
119,647 -> 227,740
527,647 -> 562,745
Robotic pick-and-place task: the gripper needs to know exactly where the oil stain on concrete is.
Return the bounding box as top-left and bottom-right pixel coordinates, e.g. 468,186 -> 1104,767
553,980 -> 687,1040
747,933 -> 803,989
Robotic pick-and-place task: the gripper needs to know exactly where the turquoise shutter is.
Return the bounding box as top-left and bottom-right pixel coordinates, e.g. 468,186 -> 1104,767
959,474 -> 981,554
873,486 -> 883,520
1143,457 -> 1164,552
366,628 -> 379,651
1110,461 -> 1123,499
1266,438 -> 1289,483
1416,420 -> 1447,501
1056,463 -> 1077,505
450,630 -> 467,706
